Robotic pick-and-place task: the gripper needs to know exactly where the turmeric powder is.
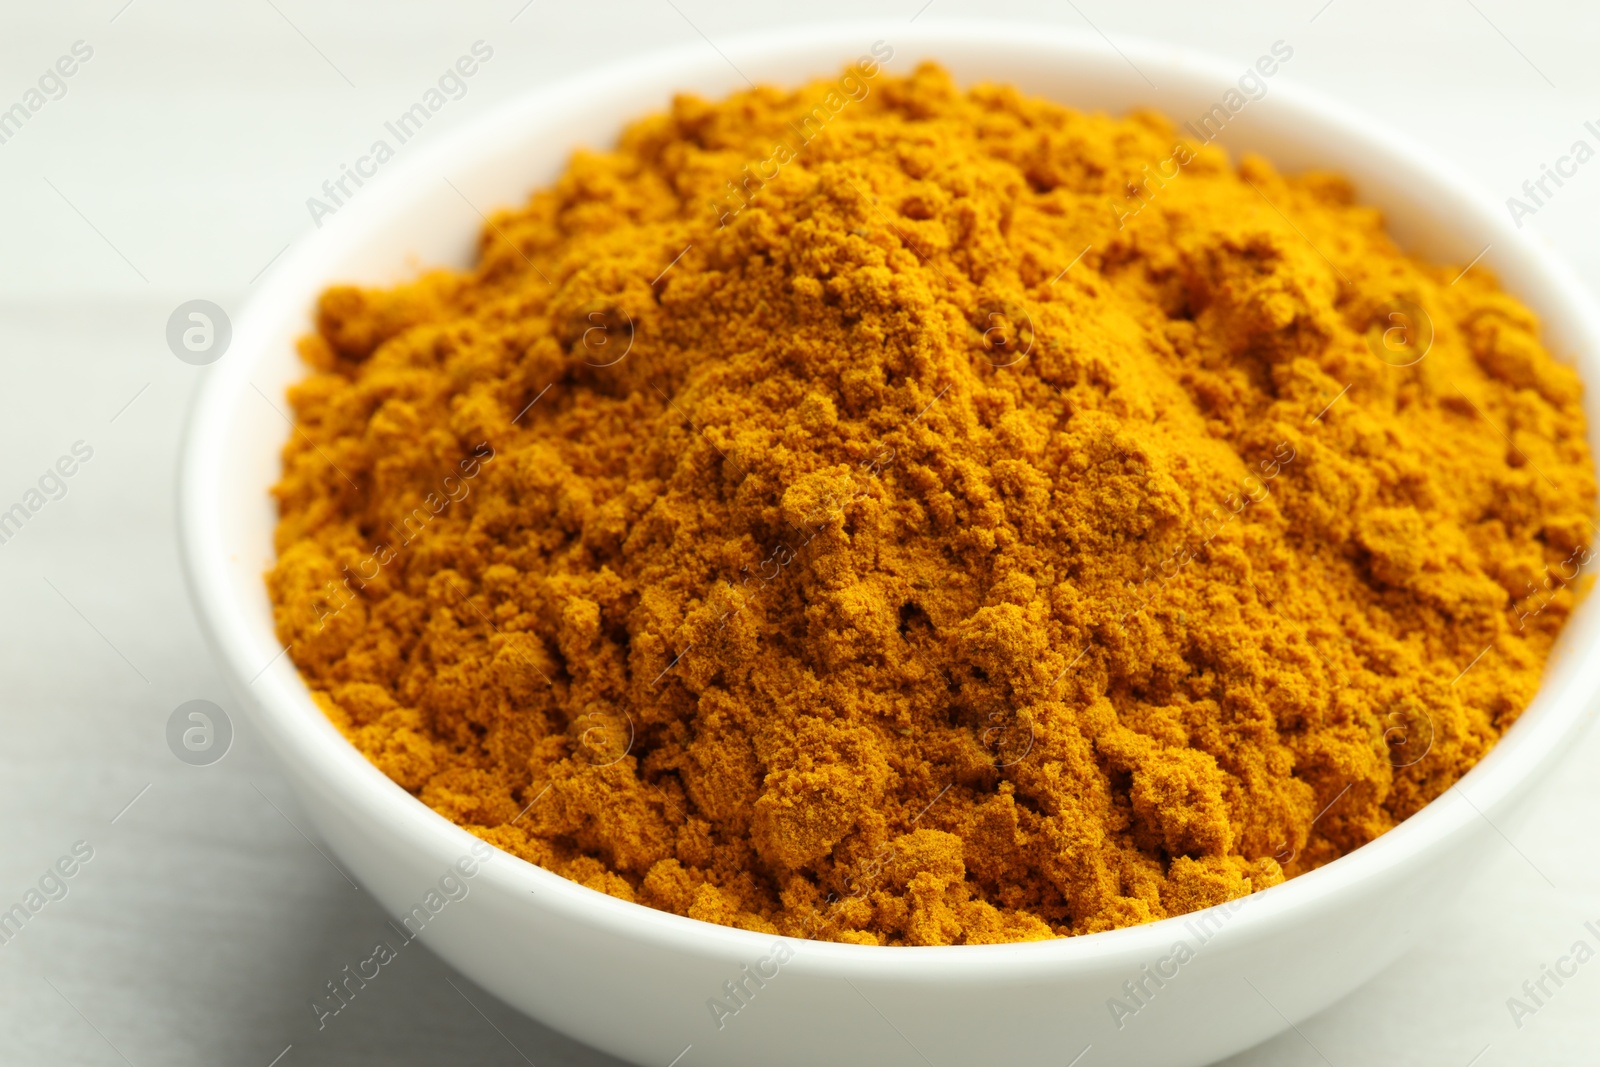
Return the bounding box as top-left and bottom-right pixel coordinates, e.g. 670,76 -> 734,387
267,61 -> 1595,946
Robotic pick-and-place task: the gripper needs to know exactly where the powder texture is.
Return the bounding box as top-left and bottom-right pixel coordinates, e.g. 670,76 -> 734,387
267,61 -> 1595,945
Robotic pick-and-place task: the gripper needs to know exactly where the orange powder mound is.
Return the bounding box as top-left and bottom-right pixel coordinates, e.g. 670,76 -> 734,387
266,61 -> 1595,945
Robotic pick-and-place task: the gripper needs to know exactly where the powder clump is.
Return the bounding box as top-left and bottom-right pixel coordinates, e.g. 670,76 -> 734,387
268,61 -> 1595,945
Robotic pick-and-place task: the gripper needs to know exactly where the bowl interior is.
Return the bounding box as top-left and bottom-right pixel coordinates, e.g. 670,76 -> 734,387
182,21 -> 1600,971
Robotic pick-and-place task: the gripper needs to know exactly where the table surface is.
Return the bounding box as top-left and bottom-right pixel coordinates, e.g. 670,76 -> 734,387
3,1 -> 1598,1064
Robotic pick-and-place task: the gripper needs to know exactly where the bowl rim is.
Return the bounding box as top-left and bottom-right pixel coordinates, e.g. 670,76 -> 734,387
179,17 -> 1600,977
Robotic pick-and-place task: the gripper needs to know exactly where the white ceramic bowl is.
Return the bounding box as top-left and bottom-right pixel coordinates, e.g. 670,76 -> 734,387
179,21 -> 1600,1067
